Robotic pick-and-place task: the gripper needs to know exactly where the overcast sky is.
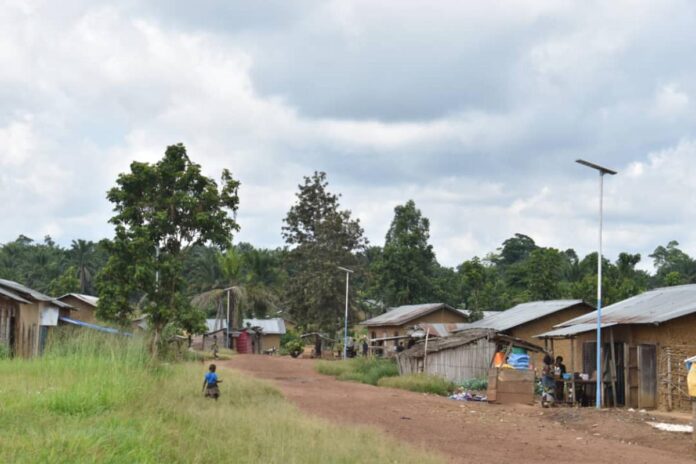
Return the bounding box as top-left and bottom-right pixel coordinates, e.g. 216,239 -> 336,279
2,1 -> 696,270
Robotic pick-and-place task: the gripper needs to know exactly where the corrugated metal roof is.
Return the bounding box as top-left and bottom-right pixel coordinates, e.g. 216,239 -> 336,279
243,318 -> 286,335
205,318 -> 287,334
557,284 -> 696,327
535,322 -> 616,339
0,278 -> 72,308
361,303 -> 461,327
417,322 -> 475,337
59,293 -> 99,308
457,309 -> 498,319
463,299 -> 588,332
59,316 -> 132,336
402,328 -> 545,357
0,286 -> 30,304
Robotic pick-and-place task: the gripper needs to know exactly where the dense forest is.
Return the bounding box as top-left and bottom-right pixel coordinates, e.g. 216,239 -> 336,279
2,169 -> 695,336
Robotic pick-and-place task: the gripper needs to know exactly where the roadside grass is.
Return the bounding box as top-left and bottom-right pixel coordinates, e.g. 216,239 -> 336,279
316,357 -> 398,385
377,374 -> 456,396
0,330 -> 441,464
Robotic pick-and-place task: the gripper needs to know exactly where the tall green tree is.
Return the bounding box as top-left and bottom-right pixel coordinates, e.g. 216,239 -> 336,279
372,200 -> 436,306
96,143 -> 240,356
282,171 -> 367,333
68,239 -> 96,294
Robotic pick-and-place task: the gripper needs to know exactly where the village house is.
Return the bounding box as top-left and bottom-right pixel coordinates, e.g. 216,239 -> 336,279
197,317 -> 287,353
0,278 -> 73,358
537,284 -> 696,411
57,293 -> 99,324
464,300 -> 595,369
361,303 -> 470,354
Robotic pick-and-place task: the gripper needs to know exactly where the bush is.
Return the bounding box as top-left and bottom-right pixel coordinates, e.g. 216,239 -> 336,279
0,344 -> 10,360
459,377 -> 488,391
316,358 -> 398,385
378,374 -> 455,396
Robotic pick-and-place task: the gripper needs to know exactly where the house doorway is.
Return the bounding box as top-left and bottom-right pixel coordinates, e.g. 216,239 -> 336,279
8,315 -> 16,357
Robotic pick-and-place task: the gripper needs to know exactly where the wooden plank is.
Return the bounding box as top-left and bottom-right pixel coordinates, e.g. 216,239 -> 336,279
491,392 -> 535,405
638,344 -> 657,409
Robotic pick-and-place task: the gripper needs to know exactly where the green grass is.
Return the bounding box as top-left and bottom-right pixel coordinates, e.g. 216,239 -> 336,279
316,357 -> 399,385
0,329 -> 441,464
377,374 -> 456,396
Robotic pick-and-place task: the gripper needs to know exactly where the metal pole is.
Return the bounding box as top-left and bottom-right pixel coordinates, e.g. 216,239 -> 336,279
596,171 -> 604,409
343,271 -> 350,360
226,289 -> 231,349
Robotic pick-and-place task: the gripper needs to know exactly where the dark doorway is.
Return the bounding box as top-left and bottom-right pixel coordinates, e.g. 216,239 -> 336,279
8,315 -> 16,357
582,341 -> 625,406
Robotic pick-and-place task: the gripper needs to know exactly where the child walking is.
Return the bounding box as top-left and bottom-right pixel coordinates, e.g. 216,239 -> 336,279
202,363 -> 222,400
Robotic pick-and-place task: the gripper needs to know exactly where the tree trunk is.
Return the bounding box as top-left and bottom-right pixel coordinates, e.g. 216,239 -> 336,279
150,322 -> 163,359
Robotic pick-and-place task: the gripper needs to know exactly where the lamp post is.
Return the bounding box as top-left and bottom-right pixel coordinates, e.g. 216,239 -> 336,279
576,159 -> 617,409
338,266 -> 354,360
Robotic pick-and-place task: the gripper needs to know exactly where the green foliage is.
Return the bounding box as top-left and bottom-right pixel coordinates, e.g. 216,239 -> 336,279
282,171 -> 367,333
459,377 -> 488,391
96,144 -> 240,355
317,358 -> 399,385
280,329 -> 304,357
48,265 -> 81,296
377,374 -> 455,396
372,200 -> 436,306
0,329 -> 440,464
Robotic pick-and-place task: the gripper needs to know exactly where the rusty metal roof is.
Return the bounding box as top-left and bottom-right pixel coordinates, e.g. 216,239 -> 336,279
361,303 -> 463,327
402,328 -> 545,357
463,299 -> 589,332
416,322 -> 475,337
557,284 -> 696,327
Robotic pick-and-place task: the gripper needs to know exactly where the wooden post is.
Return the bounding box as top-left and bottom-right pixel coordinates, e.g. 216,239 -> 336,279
692,400 -> 696,448
609,328 -> 618,408
422,328 -> 430,374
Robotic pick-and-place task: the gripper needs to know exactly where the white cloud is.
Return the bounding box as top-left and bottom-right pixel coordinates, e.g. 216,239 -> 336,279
2,0 -> 696,273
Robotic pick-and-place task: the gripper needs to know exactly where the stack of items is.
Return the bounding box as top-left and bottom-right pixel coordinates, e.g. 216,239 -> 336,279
506,352 -> 530,369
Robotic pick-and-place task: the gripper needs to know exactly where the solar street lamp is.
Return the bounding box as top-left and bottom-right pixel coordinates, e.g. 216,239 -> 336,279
338,266 -> 354,360
576,159 -> 617,409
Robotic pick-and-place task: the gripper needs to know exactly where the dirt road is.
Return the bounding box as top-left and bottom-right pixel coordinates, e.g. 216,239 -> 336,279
225,356 -> 694,464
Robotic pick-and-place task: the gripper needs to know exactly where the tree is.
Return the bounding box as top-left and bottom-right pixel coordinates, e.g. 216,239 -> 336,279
48,265 -> 81,295
69,239 -> 96,294
650,241 -> 696,286
372,200 -> 436,306
96,144 -> 240,356
282,171 -> 367,333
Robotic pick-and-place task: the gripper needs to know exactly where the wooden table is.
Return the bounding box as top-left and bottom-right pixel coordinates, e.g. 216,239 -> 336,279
561,378 -> 612,406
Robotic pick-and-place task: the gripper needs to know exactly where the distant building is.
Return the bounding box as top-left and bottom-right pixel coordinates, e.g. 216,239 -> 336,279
0,278 -> 73,358
57,293 -> 99,324
361,303 -> 470,354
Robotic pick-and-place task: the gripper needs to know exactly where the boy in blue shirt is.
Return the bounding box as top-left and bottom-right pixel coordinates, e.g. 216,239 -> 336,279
202,363 -> 222,400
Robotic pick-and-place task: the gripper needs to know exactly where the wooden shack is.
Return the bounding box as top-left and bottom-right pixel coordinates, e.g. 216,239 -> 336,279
396,328 -> 545,385
0,278 -> 73,358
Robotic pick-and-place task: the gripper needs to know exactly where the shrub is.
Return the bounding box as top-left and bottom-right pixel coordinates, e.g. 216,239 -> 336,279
0,344 -> 10,360
316,358 -> 398,385
459,377 -> 488,391
378,374 -> 455,396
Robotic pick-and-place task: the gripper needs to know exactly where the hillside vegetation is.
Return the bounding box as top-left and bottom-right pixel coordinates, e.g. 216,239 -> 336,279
0,330 -> 440,464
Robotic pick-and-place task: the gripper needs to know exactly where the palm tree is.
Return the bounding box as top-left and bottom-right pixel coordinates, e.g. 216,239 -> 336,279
69,239 -> 96,294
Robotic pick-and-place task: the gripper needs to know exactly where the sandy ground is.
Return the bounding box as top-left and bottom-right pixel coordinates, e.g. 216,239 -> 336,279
223,355 -> 695,464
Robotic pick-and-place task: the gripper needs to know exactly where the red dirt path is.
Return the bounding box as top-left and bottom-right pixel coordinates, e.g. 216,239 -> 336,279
224,355 -> 694,464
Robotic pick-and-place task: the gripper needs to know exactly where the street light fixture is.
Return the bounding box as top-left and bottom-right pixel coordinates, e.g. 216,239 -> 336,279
338,266 -> 354,360
576,159 -> 617,409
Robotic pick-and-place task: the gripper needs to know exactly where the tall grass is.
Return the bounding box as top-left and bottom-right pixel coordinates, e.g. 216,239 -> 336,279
316,357 -> 399,385
0,329 -> 441,464
377,374 -> 455,396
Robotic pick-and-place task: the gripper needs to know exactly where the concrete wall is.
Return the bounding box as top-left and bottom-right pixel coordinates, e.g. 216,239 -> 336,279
509,303 -> 594,369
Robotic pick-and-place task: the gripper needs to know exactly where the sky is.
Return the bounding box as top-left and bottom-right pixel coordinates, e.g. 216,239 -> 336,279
2,0 -> 696,271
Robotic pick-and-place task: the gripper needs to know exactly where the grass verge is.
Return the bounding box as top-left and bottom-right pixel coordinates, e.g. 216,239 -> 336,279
0,329 -> 441,464
316,357 -> 398,385
377,374 -> 455,396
